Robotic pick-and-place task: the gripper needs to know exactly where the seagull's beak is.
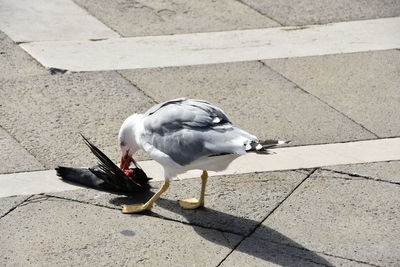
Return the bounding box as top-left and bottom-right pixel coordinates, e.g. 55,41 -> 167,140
120,150 -> 132,170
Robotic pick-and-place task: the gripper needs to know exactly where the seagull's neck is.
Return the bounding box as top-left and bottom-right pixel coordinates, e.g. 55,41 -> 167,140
118,113 -> 144,154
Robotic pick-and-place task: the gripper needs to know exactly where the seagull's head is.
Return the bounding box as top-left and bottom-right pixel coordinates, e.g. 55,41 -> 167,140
118,114 -> 143,169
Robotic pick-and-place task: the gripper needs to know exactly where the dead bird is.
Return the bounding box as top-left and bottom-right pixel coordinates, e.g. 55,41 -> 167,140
56,134 -> 151,194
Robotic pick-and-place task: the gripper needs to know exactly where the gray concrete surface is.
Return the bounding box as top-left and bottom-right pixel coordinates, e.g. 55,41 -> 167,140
0,195 -> 30,218
1,1 -> 400,266
0,72 -> 153,169
264,50 -> 400,138
73,0 -> 279,37
256,169 -> 400,266
325,160 -> 400,184
0,127 -> 44,174
220,235 -> 370,267
242,0 -> 400,26
48,171 -> 307,236
0,0 -> 119,43
0,197 -> 241,266
0,31 -> 47,80
120,61 -> 376,145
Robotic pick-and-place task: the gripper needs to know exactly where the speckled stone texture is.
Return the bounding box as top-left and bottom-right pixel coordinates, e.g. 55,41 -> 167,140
120,61 -> 376,145
73,0 -> 279,37
0,72 -> 154,168
0,197 -> 241,266
255,169 -> 400,266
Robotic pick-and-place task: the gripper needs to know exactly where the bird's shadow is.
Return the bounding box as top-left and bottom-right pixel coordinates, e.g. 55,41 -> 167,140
110,195 -> 333,266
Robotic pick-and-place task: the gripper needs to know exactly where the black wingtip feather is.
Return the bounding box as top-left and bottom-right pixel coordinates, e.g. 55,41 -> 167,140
55,135 -> 151,194
80,134 -> 151,191
55,166 -> 107,188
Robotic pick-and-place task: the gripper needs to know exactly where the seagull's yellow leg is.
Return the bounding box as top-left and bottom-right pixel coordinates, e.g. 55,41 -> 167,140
122,181 -> 170,213
179,170 -> 208,209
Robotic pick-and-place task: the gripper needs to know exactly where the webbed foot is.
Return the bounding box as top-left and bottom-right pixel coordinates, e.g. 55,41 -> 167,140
122,203 -> 152,213
178,198 -> 204,209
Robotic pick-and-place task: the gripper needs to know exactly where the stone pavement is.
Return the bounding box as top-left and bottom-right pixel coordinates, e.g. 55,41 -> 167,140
1,0 -> 400,266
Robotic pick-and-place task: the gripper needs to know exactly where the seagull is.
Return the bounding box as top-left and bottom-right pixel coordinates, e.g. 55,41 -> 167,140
119,98 -> 288,213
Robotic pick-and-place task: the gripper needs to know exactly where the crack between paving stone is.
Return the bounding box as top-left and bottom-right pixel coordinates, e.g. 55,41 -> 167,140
43,194 -> 247,236
41,173 -> 378,267
19,194 -> 53,206
316,250 -> 380,267
234,0 -> 284,26
258,60 -> 380,139
252,237 -> 331,266
0,125 -> 47,170
117,71 -> 159,105
0,195 -> 33,220
253,236 -> 378,267
37,194 -> 375,266
216,168 -> 317,266
143,210 -> 246,235
239,228 -> 334,266
5,194 -> 375,266
13,170 -> 388,266
320,174 -> 365,182
44,194 -> 121,211
320,168 -> 400,186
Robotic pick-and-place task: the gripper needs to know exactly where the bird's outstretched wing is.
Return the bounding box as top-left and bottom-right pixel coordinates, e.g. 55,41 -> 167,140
56,135 -> 151,193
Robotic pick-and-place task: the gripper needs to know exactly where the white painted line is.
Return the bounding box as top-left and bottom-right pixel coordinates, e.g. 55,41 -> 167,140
1,138 -> 400,198
20,17 -> 400,71
0,0 -> 119,42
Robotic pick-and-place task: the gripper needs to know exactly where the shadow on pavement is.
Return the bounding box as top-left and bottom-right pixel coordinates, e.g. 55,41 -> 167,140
110,196 -> 333,266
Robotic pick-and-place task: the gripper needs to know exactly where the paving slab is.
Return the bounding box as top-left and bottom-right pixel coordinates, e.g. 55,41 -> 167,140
48,171 -> 307,236
264,50 -> 400,138
0,170 -> 81,198
0,72 -> 154,169
73,0 -> 279,37
120,61 -> 375,145
254,169 -> 400,266
0,0 -> 119,42
0,197 -> 241,266
242,0 -> 400,26
21,17 -> 400,72
0,31 -> 47,80
0,195 -> 30,218
0,127 -> 44,174
220,235 -> 371,267
324,161 -> 400,184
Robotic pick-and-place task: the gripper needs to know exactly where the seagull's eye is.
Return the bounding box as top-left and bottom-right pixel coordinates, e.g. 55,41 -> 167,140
120,141 -> 126,146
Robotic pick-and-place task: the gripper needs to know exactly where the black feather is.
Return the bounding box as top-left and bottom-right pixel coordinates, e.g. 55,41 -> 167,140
55,166 -> 118,191
56,135 -> 151,194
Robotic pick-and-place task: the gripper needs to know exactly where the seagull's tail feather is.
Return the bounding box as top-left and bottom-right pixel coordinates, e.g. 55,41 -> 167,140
260,139 -> 290,149
248,139 -> 290,153
55,135 -> 151,194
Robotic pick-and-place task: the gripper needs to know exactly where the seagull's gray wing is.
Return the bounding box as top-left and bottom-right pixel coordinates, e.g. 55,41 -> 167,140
142,99 -> 256,165
144,98 -> 230,129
